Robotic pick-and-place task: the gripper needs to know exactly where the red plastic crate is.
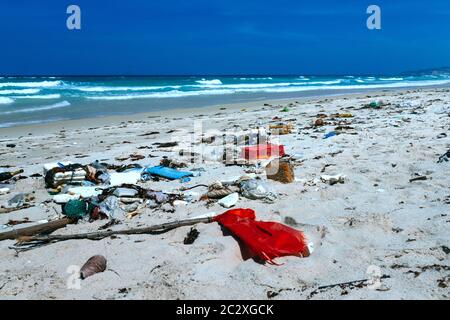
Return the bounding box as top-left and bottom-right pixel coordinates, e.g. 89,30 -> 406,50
241,143 -> 285,160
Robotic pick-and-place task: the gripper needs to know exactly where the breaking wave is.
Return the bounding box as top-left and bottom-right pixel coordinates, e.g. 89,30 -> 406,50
0,101 -> 70,115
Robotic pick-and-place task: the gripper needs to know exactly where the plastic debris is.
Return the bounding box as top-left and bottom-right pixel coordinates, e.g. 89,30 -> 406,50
213,208 -> 309,264
0,169 -> 24,182
67,186 -> 103,198
53,193 -> 80,204
323,131 -> 337,139
239,179 -> 277,202
321,174 -> 346,185
218,192 -> 239,208
98,196 -> 119,219
269,123 -> 294,135
141,165 -> 193,181
63,199 -> 96,219
109,170 -> 142,186
241,144 -> 285,161
113,188 -> 138,198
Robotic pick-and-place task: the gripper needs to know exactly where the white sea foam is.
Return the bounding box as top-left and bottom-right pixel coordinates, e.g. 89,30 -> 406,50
0,118 -> 66,128
197,80 -> 342,89
0,80 -> 62,88
12,94 -> 61,99
0,101 -> 70,115
0,97 -> 14,104
0,89 -> 41,95
76,85 -> 181,92
379,77 -> 404,81
195,79 -> 223,85
85,79 -> 450,100
86,89 -> 235,100
238,77 -> 273,80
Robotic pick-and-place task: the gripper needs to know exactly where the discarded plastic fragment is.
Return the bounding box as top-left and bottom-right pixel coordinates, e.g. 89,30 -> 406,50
68,186 -> 103,198
141,166 -> 193,181
110,170 -> 142,186
323,131 -> 337,139
63,199 -> 96,219
213,208 -> 309,264
98,196 -> 120,219
80,255 -> 107,280
53,193 -> 80,204
320,174 -> 345,185
239,179 -> 277,202
113,188 -> 138,198
241,144 -> 285,161
218,192 -> 239,208
43,162 -> 74,174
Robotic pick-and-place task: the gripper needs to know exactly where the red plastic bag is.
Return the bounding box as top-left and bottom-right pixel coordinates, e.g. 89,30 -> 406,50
213,208 -> 308,265
240,144 -> 285,160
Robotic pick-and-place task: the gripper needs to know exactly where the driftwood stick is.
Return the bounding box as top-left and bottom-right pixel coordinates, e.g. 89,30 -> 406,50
0,218 -> 73,241
16,217 -> 212,245
0,204 -> 34,214
318,275 -> 390,290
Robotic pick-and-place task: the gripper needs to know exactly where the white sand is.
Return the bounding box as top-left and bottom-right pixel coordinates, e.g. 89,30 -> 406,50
0,88 -> 449,300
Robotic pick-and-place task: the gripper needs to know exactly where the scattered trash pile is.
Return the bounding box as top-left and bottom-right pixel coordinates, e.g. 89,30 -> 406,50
197,127 -> 286,166
198,175 -> 278,208
0,121 -> 317,268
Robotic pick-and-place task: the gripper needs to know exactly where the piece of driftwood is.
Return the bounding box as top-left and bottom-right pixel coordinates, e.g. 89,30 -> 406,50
0,204 -> 34,214
0,217 -> 73,241
318,275 -> 391,290
16,217 -> 212,245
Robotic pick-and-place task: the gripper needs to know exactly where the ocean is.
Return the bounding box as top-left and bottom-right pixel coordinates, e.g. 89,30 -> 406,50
1,74 -> 449,128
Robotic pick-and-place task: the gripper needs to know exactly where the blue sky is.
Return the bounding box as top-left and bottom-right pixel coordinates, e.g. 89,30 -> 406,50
0,0 -> 449,75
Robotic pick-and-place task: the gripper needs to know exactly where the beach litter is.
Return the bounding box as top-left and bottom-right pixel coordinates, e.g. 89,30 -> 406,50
141,165 -> 194,181
438,149 -> 450,163
53,193 -> 80,204
212,208 -> 309,264
0,169 -> 24,182
110,169 -> 142,186
269,123 -> 294,135
239,178 -> 277,202
323,131 -> 337,139
183,228 -> 199,245
265,159 -> 295,184
218,192 -> 239,208
44,163 -> 89,188
241,143 -> 285,161
63,199 -> 99,220
321,174 -> 346,185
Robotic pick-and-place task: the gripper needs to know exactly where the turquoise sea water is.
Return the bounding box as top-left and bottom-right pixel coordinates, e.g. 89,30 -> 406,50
1,74 -> 449,128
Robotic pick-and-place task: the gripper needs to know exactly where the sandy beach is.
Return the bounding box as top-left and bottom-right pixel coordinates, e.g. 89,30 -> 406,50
0,87 -> 449,300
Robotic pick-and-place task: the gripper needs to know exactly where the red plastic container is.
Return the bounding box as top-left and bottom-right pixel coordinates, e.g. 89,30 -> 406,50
240,143 -> 285,160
